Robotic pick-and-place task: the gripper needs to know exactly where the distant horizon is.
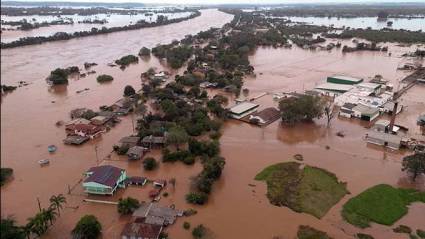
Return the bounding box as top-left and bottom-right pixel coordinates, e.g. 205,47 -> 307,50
2,0 -> 425,5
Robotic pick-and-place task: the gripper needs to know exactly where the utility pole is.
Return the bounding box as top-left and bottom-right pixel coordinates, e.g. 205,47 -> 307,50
37,197 -> 42,212
95,145 -> 99,165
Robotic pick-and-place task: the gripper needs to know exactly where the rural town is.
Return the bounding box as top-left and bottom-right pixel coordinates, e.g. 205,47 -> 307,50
1,0 -> 425,239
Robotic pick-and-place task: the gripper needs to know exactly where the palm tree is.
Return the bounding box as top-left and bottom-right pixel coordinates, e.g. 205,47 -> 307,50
44,207 -> 58,225
49,194 -> 66,216
27,212 -> 48,237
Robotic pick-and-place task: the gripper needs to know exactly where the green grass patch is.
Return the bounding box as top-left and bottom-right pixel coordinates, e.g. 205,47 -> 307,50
297,225 -> 333,239
342,184 -> 425,228
255,162 -> 348,218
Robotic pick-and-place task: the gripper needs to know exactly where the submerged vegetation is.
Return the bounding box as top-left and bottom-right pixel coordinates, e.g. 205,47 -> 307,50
115,55 -> 139,68
297,225 -> 333,239
255,162 -> 348,218
0,168 -> 13,186
342,184 -> 425,228
46,66 -> 80,85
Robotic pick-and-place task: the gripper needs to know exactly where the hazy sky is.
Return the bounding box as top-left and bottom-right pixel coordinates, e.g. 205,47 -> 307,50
3,0 -> 425,4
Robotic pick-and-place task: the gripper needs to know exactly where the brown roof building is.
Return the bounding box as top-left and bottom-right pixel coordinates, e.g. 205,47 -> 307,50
121,223 -> 162,239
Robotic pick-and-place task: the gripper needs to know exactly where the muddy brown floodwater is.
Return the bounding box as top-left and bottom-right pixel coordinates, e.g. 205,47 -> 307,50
1,10 -> 425,239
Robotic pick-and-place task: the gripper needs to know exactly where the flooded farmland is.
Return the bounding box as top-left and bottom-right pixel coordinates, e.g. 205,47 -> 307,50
1,8 -> 425,239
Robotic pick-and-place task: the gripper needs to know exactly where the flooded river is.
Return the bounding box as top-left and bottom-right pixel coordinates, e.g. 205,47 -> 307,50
1,9 -> 425,239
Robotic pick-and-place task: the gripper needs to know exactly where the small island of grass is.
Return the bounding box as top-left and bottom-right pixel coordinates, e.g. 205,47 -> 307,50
342,184 -> 425,228
255,162 -> 348,218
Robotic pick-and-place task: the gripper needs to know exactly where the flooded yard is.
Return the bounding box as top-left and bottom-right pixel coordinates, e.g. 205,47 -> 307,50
1,8 -> 424,239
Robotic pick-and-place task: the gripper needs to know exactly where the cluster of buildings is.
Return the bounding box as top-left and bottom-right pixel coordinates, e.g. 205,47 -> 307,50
63,96 -> 139,145
228,101 -> 281,126
81,164 -> 175,239
121,202 -> 183,239
314,75 -> 401,122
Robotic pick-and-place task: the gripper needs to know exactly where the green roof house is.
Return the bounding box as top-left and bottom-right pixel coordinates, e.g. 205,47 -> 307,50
83,165 -> 127,195
327,75 -> 363,85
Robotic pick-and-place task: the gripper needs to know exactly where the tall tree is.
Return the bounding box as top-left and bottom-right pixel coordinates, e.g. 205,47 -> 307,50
49,194 -> 66,216
0,218 -> 26,239
402,152 -> 425,181
166,126 -> 189,150
71,215 -> 102,239
279,95 -> 324,125
324,99 -> 336,127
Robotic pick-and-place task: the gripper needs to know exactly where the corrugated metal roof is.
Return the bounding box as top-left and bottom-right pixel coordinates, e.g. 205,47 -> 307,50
329,75 -> 363,83
315,83 -> 354,92
229,102 -> 259,114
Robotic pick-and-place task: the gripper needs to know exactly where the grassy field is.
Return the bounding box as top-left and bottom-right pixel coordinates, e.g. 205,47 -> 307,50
255,162 -> 348,218
342,184 -> 425,228
297,225 -> 333,239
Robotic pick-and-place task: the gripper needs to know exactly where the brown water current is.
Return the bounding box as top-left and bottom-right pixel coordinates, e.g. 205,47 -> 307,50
2,10 -> 425,239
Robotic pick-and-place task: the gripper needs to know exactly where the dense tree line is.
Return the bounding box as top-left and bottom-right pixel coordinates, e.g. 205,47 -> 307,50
323,28 -> 425,43
1,11 -> 201,49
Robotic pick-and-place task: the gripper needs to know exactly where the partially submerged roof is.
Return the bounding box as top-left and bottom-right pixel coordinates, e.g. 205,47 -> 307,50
133,203 -> 183,225
374,119 -> 390,127
229,102 -> 259,115
127,146 -> 145,156
315,83 -> 354,93
84,165 -> 124,188
121,223 -> 162,238
250,107 -> 280,123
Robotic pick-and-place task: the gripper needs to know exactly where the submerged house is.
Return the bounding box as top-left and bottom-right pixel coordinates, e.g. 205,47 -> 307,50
65,123 -> 104,138
228,102 -> 259,119
132,202 -> 184,226
83,165 -> 127,195
127,146 -> 146,160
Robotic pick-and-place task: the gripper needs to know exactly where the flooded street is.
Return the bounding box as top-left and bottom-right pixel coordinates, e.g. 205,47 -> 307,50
1,8 -> 425,239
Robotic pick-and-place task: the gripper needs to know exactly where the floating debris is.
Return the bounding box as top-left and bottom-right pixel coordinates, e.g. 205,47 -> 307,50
48,145 -> 57,153
38,159 -> 50,166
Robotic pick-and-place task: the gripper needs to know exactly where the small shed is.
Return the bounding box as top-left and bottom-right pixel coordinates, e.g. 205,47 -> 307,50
127,146 -> 146,160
